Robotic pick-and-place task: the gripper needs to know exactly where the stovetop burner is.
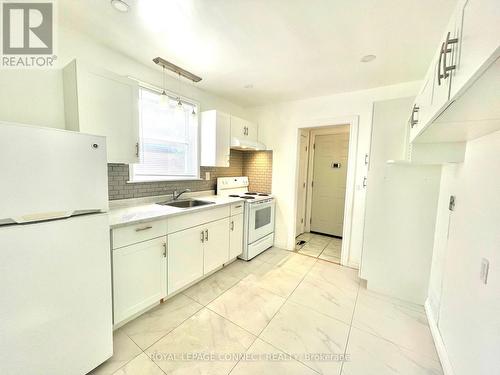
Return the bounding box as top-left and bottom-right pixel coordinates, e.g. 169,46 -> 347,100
229,194 -> 241,198
245,192 -> 258,195
241,196 -> 255,199
258,193 -> 269,196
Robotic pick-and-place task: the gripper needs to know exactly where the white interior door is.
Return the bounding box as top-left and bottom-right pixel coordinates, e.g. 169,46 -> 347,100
296,131 -> 309,236
310,132 -> 349,236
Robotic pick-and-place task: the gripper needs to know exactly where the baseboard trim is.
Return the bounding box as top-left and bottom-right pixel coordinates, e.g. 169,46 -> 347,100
424,299 -> 454,375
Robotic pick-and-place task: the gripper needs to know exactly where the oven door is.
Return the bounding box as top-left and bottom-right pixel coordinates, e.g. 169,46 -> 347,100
247,199 -> 275,244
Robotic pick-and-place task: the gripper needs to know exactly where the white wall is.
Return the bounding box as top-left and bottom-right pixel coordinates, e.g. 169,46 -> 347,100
0,26 -> 249,129
249,81 -> 421,267
427,130 -> 500,375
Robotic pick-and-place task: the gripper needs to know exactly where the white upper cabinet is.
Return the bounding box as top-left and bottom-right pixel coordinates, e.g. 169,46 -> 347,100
63,60 -> 140,164
450,0 -> 500,99
200,110 -> 231,167
409,0 -> 500,143
231,115 -> 258,142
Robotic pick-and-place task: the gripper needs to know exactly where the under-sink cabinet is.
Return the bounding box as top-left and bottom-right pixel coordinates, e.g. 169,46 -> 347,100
110,203 -> 244,326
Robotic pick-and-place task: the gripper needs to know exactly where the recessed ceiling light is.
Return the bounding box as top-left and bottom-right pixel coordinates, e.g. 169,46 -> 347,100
361,54 -> 376,63
244,84 -> 254,89
111,0 -> 129,13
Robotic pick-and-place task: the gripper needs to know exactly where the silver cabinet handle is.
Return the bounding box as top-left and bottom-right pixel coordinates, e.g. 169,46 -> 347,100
438,42 -> 445,86
230,221 -> 234,231
135,225 -> 152,232
235,205 -> 242,209
364,153 -> 369,166
205,229 -> 209,242
200,230 -> 205,243
135,142 -> 140,157
163,243 -> 167,257
410,104 -> 419,128
442,31 -> 458,79
363,177 -> 367,188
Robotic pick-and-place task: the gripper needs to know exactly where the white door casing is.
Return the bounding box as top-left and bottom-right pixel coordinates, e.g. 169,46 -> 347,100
295,130 -> 309,236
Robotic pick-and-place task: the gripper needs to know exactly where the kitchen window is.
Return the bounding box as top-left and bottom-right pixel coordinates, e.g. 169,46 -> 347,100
130,87 -> 199,182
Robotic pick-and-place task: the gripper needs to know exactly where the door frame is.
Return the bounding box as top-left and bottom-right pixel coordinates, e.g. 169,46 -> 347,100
305,125 -> 350,236
295,130 -> 310,236
293,116 -> 359,267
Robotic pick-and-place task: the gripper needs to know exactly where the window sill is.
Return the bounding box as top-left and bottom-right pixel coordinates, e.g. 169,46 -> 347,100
127,177 -> 203,184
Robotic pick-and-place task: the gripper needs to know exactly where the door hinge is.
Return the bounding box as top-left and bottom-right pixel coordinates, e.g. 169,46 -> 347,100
313,143 -> 315,150
301,218 -> 304,224
310,217 -> 312,224
303,182 -> 306,188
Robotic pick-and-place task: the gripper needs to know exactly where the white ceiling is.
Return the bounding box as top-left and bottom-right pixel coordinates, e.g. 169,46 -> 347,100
59,0 -> 458,107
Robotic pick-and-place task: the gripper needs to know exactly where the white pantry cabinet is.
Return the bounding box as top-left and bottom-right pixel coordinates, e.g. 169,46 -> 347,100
63,59 -> 140,164
167,224 -> 205,295
229,213 -> 244,259
201,110 -> 231,167
113,236 -> 167,325
231,116 -> 258,142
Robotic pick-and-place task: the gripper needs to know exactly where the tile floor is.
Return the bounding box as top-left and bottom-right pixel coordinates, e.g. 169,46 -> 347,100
296,232 -> 342,263
89,247 -> 442,375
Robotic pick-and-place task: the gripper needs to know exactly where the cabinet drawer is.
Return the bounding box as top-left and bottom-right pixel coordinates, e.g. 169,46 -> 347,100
230,202 -> 244,216
167,206 -> 230,234
112,219 -> 168,249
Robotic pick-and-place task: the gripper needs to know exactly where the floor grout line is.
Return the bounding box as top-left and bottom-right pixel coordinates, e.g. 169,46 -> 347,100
339,281 -> 361,375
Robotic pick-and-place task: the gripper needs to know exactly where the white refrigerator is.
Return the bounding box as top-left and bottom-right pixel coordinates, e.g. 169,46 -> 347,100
0,123 -> 113,375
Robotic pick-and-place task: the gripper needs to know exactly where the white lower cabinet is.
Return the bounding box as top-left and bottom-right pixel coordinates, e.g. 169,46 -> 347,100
203,218 -> 230,274
167,225 -> 205,295
113,236 -> 167,325
229,214 -> 244,259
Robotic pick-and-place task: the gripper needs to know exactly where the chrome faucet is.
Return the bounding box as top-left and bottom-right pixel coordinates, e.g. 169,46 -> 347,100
172,189 -> 191,200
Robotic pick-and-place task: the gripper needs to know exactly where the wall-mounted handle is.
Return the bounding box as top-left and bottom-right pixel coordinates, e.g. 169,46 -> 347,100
205,229 -> 209,242
135,225 -> 152,232
201,230 -> 205,243
363,176 -> 367,188
162,243 -> 167,257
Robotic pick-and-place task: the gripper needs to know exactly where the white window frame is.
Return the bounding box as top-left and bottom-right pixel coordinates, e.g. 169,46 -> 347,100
129,83 -> 201,183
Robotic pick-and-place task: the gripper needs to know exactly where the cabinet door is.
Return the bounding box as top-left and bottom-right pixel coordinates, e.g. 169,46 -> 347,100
245,121 -> 258,142
229,214 -> 244,259
450,0 -> 499,99
64,60 -> 140,164
167,225 -> 204,294
203,218 -> 230,274
201,110 -> 231,167
230,116 -> 246,138
113,237 -> 167,325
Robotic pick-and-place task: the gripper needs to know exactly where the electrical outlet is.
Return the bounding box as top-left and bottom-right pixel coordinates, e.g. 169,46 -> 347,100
480,258 -> 489,285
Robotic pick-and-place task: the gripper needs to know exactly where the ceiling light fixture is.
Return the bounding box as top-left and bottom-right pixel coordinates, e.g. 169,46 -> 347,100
110,0 -> 129,13
360,54 -> 377,63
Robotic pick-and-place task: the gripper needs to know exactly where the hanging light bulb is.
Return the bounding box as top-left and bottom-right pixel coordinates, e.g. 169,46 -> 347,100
175,73 -> 183,111
159,66 -> 169,107
190,79 -> 197,117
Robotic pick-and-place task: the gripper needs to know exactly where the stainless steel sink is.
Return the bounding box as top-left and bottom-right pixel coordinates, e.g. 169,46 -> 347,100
157,199 -> 215,208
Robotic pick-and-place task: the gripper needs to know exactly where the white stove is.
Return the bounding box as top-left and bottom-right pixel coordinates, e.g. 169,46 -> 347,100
217,177 -> 275,260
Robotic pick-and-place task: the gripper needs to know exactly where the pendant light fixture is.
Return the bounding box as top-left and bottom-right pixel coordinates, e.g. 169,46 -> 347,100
191,79 -> 197,117
176,73 -> 183,110
159,66 -> 169,107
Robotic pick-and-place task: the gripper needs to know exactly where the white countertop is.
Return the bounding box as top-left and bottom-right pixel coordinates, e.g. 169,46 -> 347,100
108,193 -> 244,229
